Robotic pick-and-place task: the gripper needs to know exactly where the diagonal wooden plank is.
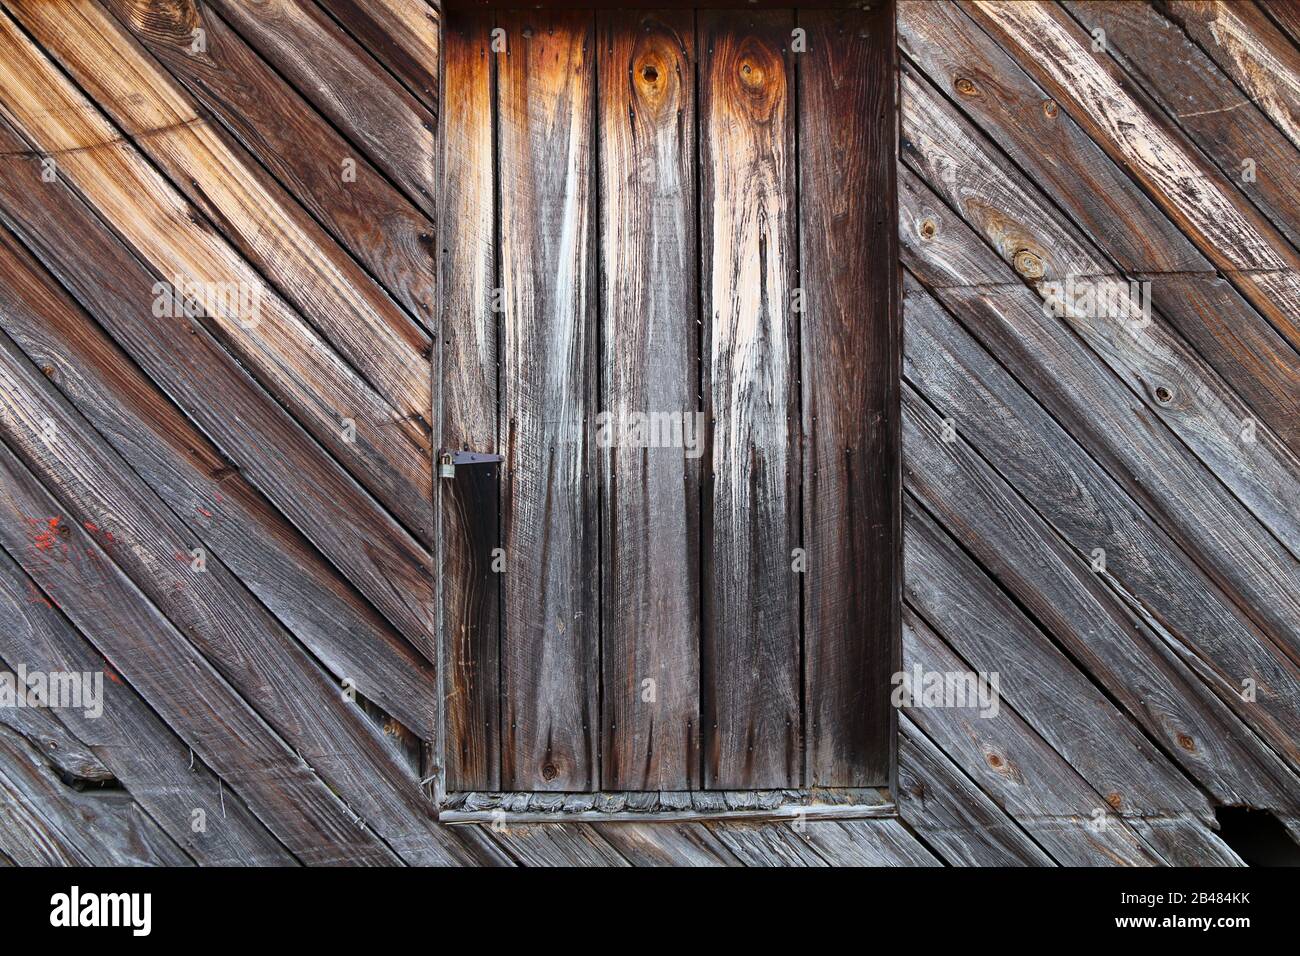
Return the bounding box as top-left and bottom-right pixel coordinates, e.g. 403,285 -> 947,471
0,724 -> 192,867
902,65 -> 1300,562
0,13 -> 434,548
902,609 -> 1162,866
597,8 -> 700,791
207,0 -> 435,218
901,274 -> 1300,808
317,0 -> 439,113
1066,1 -> 1300,250
1259,0 -> 1300,49
898,716 -> 1056,866
798,3 -> 897,788
898,0 -> 1300,457
590,822 -> 740,866
897,162 -> 1300,683
1156,0 -> 1300,152
0,327 -> 505,866
707,822 -> 828,866
0,547 -> 295,864
0,443 -> 400,865
0,112 -> 436,661
486,824 -> 630,867
904,497 -> 1214,823
439,9 -> 499,791
964,0 -> 1300,358
0,225 -> 438,741
699,8 -> 800,790
98,0 -> 437,328
497,9 -> 599,792
8,0 -> 433,429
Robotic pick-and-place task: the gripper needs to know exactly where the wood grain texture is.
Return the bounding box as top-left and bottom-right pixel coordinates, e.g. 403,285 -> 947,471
897,160 -> 1300,692
1156,0 -> 1300,152
497,10 -> 598,791
899,0 -> 1300,458
318,0 -> 440,112
207,0 -> 436,217
0,227 -> 438,741
0,327 -> 504,866
901,66 -> 1300,563
590,822 -> 740,865
0,547 -> 295,864
0,17 -> 435,548
699,9 -> 800,790
798,4 -> 896,788
0,113 -> 438,663
0,724 -> 192,867
902,609 -> 1162,866
8,0 -> 434,433
597,10 -> 700,791
100,0 -> 438,329
440,10 -> 500,792
898,717 -> 1056,866
0,440 -> 399,865
486,823 -> 629,866
901,271 -> 1300,809
797,818 -> 941,867
1066,1 -> 1300,251
904,495 -> 1212,822
964,0 -> 1300,360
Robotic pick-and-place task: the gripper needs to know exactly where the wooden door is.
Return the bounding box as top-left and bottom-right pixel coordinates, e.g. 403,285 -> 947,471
437,2 -> 898,798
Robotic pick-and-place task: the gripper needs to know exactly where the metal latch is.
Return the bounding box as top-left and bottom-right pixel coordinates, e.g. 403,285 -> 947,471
439,449 -> 504,478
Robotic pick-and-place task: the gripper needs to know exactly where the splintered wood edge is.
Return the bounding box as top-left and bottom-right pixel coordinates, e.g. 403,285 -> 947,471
438,790 -> 897,824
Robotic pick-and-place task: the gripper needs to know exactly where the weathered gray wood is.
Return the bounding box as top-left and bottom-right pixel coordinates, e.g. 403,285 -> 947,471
497,10 -> 598,791
796,819 -> 942,867
207,0 -> 436,217
1155,0 -> 1300,153
1066,1 -> 1300,250
898,717 -> 1055,866
899,0 -> 1300,458
901,305 -> 1300,805
487,824 -> 630,867
0,549 -> 296,864
439,9 -> 499,792
1126,816 -> 1244,867
902,65 -> 1300,563
963,0 -> 1300,360
0,444 -> 398,865
0,724 -> 192,867
898,162 -> 1300,684
904,496 -> 1213,823
597,9 -> 700,792
707,822 -> 828,866
590,823 -> 741,866
0,226 -> 439,742
0,660 -> 114,787
798,4 -> 896,788
902,610 -> 1162,866
0,328 -> 505,866
699,8 -> 800,790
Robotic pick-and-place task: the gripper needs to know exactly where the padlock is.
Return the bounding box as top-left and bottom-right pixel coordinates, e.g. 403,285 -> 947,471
438,452 -> 455,479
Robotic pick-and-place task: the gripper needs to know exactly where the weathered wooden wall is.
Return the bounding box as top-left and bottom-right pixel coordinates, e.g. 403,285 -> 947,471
0,0 -> 1294,865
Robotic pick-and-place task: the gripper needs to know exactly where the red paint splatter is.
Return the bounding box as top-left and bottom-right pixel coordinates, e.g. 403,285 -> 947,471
32,516 -> 62,551
103,666 -> 123,685
197,506 -> 213,518
83,521 -> 99,533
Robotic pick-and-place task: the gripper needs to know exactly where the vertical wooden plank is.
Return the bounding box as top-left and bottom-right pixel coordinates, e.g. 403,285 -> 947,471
699,9 -> 800,789
498,10 -> 598,791
440,10 -> 499,791
597,10 -> 700,791
799,4 -> 896,786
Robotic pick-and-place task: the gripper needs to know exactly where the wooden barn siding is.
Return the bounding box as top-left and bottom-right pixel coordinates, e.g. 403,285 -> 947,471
0,0 -> 1292,865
